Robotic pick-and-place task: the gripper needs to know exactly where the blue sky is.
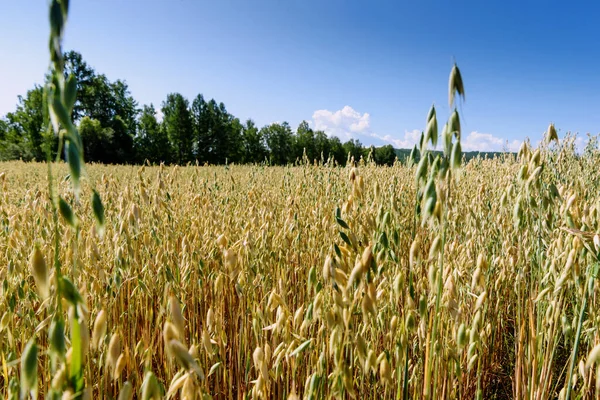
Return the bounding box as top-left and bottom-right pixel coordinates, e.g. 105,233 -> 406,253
1,0 -> 599,151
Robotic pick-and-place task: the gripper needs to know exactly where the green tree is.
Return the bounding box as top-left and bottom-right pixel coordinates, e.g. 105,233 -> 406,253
242,119 -> 267,163
64,51 -> 96,121
328,136 -> 346,165
0,118 -> 6,141
295,120 -> 316,162
343,138 -> 365,164
10,85 -> 46,160
78,116 -> 113,163
135,104 -> 172,164
191,94 -> 209,162
194,99 -> 242,164
64,51 -> 139,163
109,115 -> 134,163
162,93 -> 193,164
227,117 -> 244,163
0,117 -> 34,161
213,102 -> 230,163
64,52 -> 136,125
209,100 -> 234,164
314,130 -> 330,164
374,144 -> 397,166
263,122 -> 294,165
0,85 -> 48,161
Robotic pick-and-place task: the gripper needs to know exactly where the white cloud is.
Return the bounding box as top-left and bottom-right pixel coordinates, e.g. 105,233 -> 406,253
312,106 -> 371,139
310,106 -> 523,152
462,131 -> 521,152
370,130 -> 422,149
371,130 -> 523,152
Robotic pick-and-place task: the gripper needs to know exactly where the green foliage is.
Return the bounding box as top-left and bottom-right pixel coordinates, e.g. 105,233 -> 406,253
109,115 -> 134,163
79,116 -> 113,162
328,136 -> 347,165
162,93 -> 193,164
314,130 -> 331,163
0,86 -> 46,161
135,104 -> 172,164
373,144 -> 397,166
263,122 -> 294,165
343,138 -> 365,164
295,120 -> 317,161
91,189 -> 105,233
241,119 -> 267,163
20,339 -> 38,399
191,95 -> 243,164
69,313 -> 84,392
11,86 -> 46,160
64,51 -> 139,131
0,115 -> 36,161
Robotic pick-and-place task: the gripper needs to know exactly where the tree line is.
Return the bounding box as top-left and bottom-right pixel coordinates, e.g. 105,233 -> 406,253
0,51 -> 397,166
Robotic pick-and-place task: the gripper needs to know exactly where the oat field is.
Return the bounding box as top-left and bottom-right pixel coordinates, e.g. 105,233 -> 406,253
2,136 -> 600,399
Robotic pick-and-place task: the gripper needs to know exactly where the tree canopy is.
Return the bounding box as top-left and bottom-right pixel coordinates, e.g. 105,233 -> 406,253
1,51 -> 400,166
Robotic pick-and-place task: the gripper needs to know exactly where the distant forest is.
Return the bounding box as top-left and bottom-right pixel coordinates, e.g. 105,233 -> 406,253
0,51 -> 510,166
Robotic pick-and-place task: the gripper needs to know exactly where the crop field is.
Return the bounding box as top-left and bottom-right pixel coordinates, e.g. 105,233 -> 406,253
3,137 -> 600,399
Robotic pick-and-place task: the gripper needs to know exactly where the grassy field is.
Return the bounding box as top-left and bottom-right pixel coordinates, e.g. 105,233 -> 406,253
2,137 -> 600,399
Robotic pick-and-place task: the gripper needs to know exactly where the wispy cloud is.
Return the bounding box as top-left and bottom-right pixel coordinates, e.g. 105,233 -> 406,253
369,129 -> 422,149
311,106 -> 524,152
461,131 -> 522,152
370,130 -> 522,152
